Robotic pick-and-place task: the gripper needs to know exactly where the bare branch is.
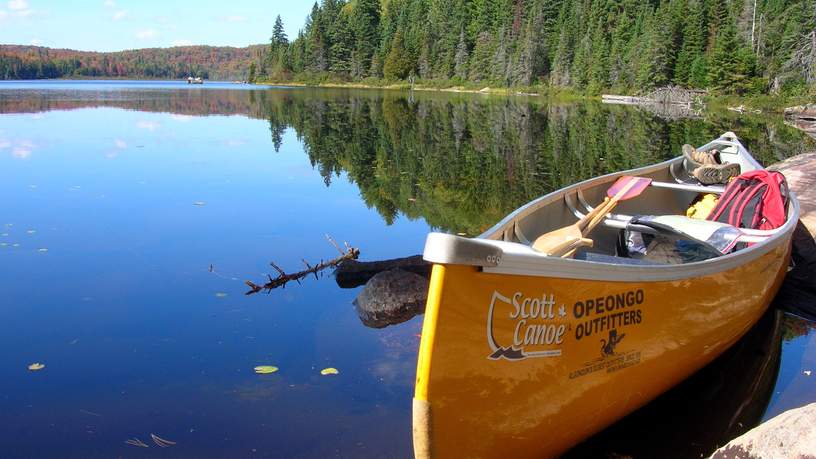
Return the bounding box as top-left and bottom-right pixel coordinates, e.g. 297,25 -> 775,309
325,234 -> 344,255
245,244 -> 361,295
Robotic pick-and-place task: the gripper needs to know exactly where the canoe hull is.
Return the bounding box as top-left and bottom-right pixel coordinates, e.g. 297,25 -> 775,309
413,240 -> 790,458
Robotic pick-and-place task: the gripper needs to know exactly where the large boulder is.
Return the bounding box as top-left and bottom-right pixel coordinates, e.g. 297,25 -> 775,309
710,402 -> 816,458
770,153 -> 816,320
784,105 -> 816,139
770,152 -> 816,234
353,268 -> 429,328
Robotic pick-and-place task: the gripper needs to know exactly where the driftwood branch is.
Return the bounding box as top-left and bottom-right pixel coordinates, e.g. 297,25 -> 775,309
245,240 -> 360,295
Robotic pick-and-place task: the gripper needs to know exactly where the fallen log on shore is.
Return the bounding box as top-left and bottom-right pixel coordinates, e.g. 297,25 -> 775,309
335,255 -> 431,288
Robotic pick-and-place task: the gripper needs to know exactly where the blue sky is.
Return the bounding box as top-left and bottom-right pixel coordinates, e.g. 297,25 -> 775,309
0,0 -> 314,52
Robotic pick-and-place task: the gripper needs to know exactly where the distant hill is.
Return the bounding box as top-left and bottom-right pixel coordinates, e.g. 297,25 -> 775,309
0,44 -> 267,81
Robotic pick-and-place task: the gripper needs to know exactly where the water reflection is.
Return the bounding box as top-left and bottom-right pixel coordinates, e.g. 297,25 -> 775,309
1,82 -> 814,458
565,309 -> 784,458
3,86 -> 814,235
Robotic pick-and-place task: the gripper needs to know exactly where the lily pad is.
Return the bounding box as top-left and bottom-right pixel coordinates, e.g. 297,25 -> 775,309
254,365 -> 279,374
28,363 -> 45,371
320,367 -> 339,376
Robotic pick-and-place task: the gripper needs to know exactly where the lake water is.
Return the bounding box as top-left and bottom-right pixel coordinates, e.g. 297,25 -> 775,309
0,81 -> 814,458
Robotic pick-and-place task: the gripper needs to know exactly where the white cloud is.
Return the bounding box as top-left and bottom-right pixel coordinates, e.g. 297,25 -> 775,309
112,10 -> 126,20
135,29 -> 158,40
8,0 -> 27,11
0,139 -> 10,149
11,140 -> 35,159
223,15 -> 246,23
30,38 -> 41,45
171,39 -> 192,47
224,139 -> 246,147
136,120 -> 160,131
114,139 -> 127,149
0,10 -> 7,20
103,0 -> 115,7
170,114 -> 193,122
7,0 -> 30,16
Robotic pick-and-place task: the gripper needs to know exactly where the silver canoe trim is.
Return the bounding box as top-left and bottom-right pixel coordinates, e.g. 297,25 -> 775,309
423,132 -> 801,283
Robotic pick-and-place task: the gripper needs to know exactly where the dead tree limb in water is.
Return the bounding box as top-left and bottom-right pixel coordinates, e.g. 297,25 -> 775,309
245,238 -> 360,295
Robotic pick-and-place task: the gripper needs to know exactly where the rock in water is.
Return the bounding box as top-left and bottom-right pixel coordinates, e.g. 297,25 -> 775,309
770,153 -> 816,320
354,269 -> 429,328
784,105 -> 816,140
710,402 -> 816,458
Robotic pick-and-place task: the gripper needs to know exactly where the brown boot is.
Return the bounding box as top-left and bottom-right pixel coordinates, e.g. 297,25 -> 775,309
692,162 -> 741,185
683,144 -> 718,166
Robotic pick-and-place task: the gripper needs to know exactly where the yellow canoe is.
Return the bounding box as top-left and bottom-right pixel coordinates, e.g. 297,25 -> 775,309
412,133 -> 800,458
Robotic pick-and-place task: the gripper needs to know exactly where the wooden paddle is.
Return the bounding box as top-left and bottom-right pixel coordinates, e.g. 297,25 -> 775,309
532,176 -> 653,256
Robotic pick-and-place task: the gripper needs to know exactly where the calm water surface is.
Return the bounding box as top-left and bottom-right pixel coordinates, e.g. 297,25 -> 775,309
0,81 -> 814,458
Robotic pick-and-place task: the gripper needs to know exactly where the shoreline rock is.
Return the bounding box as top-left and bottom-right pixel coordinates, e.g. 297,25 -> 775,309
710,403 -> 816,458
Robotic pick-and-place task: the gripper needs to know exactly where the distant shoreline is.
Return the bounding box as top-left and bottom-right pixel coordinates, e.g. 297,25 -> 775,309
1,78 -> 807,112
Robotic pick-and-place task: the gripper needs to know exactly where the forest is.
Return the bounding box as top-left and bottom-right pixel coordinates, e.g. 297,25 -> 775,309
256,0 -> 816,95
0,45 -> 265,80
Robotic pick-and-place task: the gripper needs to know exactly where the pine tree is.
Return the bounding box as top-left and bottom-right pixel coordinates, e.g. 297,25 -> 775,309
329,11 -> 354,75
383,30 -> 413,79
351,0 -> 380,78
248,61 -> 256,83
708,21 -> 757,93
674,0 -> 705,86
454,29 -> 469,80
272,15 -> 288,47
469,32 -> 494,81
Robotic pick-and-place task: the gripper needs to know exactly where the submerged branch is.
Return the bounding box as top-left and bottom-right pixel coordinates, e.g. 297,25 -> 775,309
245,237 -> 360,295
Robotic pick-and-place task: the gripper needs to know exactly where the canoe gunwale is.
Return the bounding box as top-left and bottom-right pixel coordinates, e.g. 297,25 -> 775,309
424,134 -> 800,283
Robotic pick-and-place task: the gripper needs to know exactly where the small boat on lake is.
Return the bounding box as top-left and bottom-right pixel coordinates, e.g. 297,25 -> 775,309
412,132 -> 799,458
187,76 -> 203,84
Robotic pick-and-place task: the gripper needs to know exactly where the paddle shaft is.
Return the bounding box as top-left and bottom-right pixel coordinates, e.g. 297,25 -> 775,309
584,178 -> 644,235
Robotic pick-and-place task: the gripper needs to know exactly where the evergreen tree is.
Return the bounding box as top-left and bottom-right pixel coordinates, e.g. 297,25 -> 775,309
248,61 -> 256,83
708,21 -> 758,93
351,0 -> 380,77
454,29 -> 469,80
272,15 -> 288,47
383,30 -> 414,79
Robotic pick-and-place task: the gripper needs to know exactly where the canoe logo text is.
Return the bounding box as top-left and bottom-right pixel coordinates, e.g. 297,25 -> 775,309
487,291 -> 568,360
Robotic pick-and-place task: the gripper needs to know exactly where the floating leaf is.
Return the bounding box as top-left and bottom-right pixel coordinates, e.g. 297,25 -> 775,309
151,433 -> 176,447
125,438 -> 150,448
28,363 -> 45,371
320,367 -> 339,376
254,365 -> 279,374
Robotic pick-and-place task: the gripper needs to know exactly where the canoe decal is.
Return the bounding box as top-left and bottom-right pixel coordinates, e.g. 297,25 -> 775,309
487,291 -> 568,360
573,289 -> 644,341
568,333 -> 642,380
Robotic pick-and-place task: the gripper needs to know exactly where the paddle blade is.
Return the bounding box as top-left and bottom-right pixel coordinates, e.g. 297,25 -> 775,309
607,176 -> 652,200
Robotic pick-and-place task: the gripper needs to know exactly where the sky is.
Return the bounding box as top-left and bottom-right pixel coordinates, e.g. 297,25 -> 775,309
0,0 -> 314,52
